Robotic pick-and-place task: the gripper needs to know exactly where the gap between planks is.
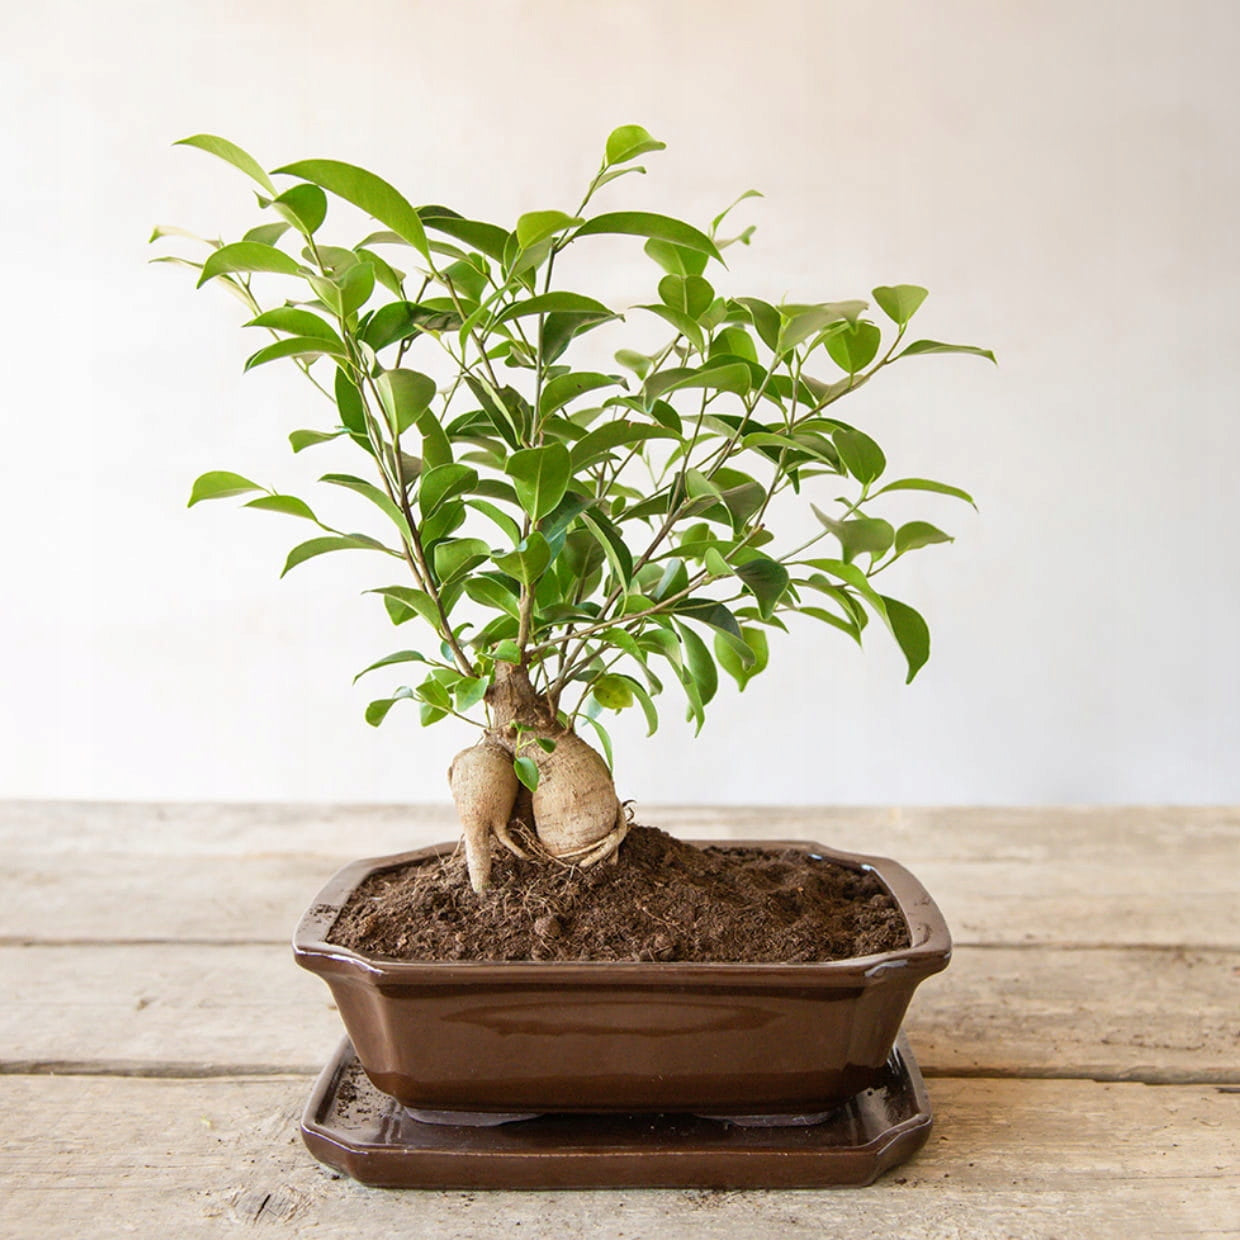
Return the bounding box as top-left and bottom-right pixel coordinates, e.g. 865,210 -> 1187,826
2,1060 -> 1238,1087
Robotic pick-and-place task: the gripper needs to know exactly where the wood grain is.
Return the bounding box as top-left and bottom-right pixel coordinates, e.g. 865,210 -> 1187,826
0,1075 -> 1234,1240
1,802 -> 1237,1239
2,942 -> 1236,1084
3,804 -> 1236,947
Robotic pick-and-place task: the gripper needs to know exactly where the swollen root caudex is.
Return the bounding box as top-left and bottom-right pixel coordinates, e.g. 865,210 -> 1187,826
447,663 -> 628,893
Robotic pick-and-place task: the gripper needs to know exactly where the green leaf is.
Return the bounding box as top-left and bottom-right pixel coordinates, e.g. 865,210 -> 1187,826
245,307 -> 341,344
375,368 -> 442,443
802,558 -> 889,618
593,674 -> 634,710
415,676 -> 453,711
273,158 -> 429,257
187,471 -> 262,506
365,688 -> 415,727
812,506 -> 895,564
710,326 -> 759,364
197,242 -> 301,288
579,713 -> 615,769
467,498 -> 523,544
334,368 -> 367,439
516,210 -> 583,249
658,274 -> 714,319
464,575 -> 521,619
463,375 -> 523,449
644,238 -> 709,278
492,532 -> 552,586
540,490 -> 596,548
570,422 -> 671,470
539,371 -> 621,418
621,676 -> 660,736
419,463 -> 478,515
898,340 -> 996,364
352,649 -> 427,682
675,599 -> 745,643
496,291 -> 614,323
281,533 -> 392,576
418,211 -> 510,261
879,595 -> 930,683
271,183 -> 327,235
833,428 -> 886,486
174,134 -> 275,195
826,321 -> 883,373
241,222 -> 291,247
288,429 -> 344,452
872,284 -> 928,326
634,303 -> 705,354
433,537 -> 490,584
777,303 -> 859,354
895,521 -> 953,555
735,297 -> 781,351
873,477 -> 977,509
368,585 -> 440,626
574,212 -> 723,262
615,348 -> 654,379
513,755 -> 540,792
715,626 -> 769,690
734,557 -> 789,619
643,362 -> 750,402
339,262 -> 375,316
244,335 -> 347,370
675,620 -> 718,710
579,510 -> 632,587
452,675 -> 487,713
605,124 -> 666,165
506,444 -> 571,521
355,246 -> 404,296
711,188 -> 763,234
362,301 -> 461,351
243,494 -> 317,521
799,605 -> 863,645
320,473 -> 408,533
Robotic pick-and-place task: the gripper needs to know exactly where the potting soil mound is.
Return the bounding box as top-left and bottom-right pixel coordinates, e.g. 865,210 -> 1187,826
327,826 -> 910,963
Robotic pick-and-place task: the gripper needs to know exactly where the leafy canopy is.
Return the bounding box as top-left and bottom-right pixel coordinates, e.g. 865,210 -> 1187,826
158,125 -> 992,764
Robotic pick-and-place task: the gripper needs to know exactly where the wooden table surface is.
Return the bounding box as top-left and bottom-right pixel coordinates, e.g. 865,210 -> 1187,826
0,803 -> 1236,1239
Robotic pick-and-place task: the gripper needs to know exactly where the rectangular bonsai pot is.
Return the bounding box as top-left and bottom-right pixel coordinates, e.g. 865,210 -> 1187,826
292,840 -> 950,1116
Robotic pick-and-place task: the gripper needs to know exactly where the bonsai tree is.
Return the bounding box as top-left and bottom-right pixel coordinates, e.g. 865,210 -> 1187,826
154,126 -> 992,893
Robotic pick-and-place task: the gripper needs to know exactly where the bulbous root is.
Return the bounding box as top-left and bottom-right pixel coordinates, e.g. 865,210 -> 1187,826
447,740 -> 522,894
447,727 -> 628,892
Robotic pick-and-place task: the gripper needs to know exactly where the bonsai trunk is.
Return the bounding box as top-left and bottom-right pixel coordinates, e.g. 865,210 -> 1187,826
448,663 -> 627,892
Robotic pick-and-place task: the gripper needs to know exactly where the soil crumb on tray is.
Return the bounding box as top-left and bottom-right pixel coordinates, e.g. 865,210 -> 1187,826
327,826 -> 910,963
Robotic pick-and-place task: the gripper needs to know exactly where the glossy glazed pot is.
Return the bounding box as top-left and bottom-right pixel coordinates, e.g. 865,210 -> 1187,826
293,839 -> 950,1117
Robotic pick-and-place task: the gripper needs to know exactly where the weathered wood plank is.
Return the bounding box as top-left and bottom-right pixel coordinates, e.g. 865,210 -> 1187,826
0,1075 -> 1234,1239
3,804 -> 1237,947
3,943 -> 1236,1084
5,801 -> 1235,864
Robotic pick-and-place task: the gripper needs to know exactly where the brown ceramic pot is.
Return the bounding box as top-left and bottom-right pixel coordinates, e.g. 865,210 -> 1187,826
292,839 -> 950,1117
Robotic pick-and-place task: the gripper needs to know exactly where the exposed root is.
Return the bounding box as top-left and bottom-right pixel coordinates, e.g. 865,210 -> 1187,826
445,663 -> 630,890
557,805 -> 630,869
529,730 -> 622,859
447,739 -> 520,893
492,819 -> 529,860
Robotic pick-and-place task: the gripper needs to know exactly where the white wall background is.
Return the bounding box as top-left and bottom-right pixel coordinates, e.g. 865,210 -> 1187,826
2,0 -> 1237,806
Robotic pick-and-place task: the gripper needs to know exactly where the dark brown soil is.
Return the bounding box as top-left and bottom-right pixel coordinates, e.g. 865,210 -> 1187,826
327,826 -> 909,964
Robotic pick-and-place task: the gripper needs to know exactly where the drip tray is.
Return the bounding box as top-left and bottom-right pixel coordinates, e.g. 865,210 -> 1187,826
301,1035 -> 934,1189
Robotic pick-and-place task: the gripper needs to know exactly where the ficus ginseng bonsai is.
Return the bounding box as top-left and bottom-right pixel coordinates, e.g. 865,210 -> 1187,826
155,125 -> 992,896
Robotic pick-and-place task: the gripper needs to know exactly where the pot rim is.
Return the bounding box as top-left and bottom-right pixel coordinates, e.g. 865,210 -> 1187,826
292,838 -> 951,986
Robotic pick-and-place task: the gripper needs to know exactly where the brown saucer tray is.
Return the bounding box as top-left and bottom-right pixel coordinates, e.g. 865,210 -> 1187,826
301,1034 -> 933,1190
